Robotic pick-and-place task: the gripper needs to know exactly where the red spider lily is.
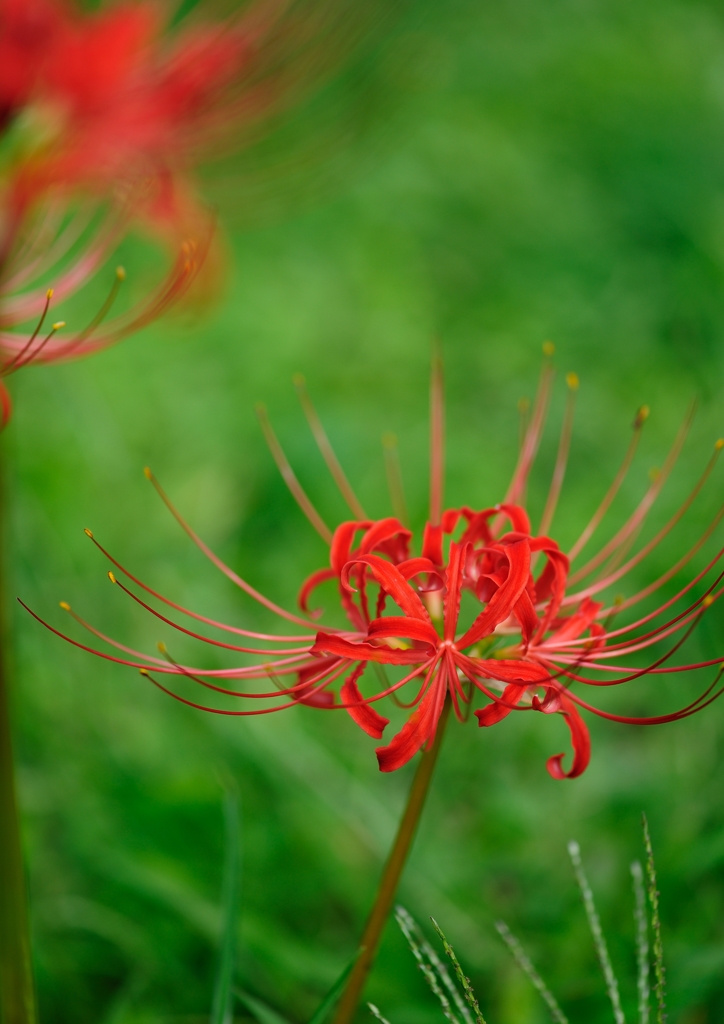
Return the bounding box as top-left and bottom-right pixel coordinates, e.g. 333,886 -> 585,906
23,349 -> 724,778
0,0 -> 308,423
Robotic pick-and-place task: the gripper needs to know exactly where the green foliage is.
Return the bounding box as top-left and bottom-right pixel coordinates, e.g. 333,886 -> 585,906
8,0 -> 724,1020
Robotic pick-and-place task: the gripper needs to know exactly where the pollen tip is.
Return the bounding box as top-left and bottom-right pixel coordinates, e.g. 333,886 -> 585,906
566,371 -> 579,391
59,601 -> 71,611
542,340 -> 555,357
292,372 -> 305,388
46,288 -> 53,300
107,571 -> 117,584
143,466 -> 152,480
83,528 -> 93,538
517,396 -> 530,412
702,594 -> 715,607
716,438 -> 724,450
567,840 -> 580,857
52,321 -> 65,331
115,266 -> 126,281
254,401 -> 267,416
382,431 -> 398,449
635,405 -> 650,428
157,641 -> 167,654
139,667 -> 149,676
614,594 -> 624,606
649,466 -> 661,482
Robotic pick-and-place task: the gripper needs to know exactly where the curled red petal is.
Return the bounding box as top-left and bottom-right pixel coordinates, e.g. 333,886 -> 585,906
298,567 -> 336,614
545,696 -> 591,779
367,615 -> 439,648
341,664 -> 389,739
341,554 -> 430,621
474,682 -> 528,726
458,540 -> 531,648
311,632 -> 428,665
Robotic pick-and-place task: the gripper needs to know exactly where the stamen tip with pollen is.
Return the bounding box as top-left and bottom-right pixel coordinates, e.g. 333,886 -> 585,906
143,466 -> 152,480
52,321 -> 65,331
59,601 -> 71,611
139,668 -> 149,676
716,438 -> 724,450
542,340 -> 555,357
157,641 -> 167,654
46,288 -> 54,300
382,431 -> 398,449
108,571 -> 117,584
635,405 -> 650,428
292,373 -> 306,388
566,372 -> 579,391
115,266 -> 126,281
83,528 -> 93,539
703,594 -> 715,607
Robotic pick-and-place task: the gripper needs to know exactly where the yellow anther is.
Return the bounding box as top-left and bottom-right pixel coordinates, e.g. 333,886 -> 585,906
635,405 -> 650,429
108,571 -> 117,584
143,466 -> 152,479
518,396 -> 530,413
59,601 -> 71,611
382,431 -> 398,449
292,373 -> 305,388
613,594 -> 624,606
139,668 -> 149,676
46,288 -> 54,300
115,266 -> 126,281
52,321 -> 65,331
716,438 -> 724,450
566,372 -> 579,391
702,594 -> 715,607
542,340 -> 555,357
157,641 -> 167,654
649,466 -> 661,482
83,528 -> 93,538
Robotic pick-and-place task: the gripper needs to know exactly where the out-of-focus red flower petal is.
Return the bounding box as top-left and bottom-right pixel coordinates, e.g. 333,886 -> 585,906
341,664 -> 389,739
421,522 -> 443,565
0,380 -> 13,430
375,676 -> 446,772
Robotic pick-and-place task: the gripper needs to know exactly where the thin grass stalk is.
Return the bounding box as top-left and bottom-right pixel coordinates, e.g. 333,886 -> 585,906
430,918 -> 487,1024
395,906 -> 472,1024
641,816 -> 666,1024
366,1005 -> 392,1024
567,841 -> 625,1024
630,861 -> 650,1024
394,908 -> 461,1024
495,920 -> 569,1024
0,435 -> 37,1024
332,700 -> 452,1024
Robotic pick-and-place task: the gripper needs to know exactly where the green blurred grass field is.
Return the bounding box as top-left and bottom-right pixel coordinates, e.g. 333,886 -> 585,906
9,0 -> 724,1020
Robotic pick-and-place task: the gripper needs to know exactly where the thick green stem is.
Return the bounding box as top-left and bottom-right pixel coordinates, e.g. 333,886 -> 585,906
332,699 -> 452,1024
0,438 -> 36,1024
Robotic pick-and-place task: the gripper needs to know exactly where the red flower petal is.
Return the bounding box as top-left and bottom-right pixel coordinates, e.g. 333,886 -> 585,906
375,672 -> 446,772
341,665 -> 389,739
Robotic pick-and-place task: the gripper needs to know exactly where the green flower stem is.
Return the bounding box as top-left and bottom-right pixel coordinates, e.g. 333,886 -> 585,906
332,698 -> 452,1024
0,437 -> 37,1024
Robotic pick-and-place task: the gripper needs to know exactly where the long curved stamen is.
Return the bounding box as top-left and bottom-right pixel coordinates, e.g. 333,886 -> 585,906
8,319 -> 65,374
568,405 -> 649,561
107,571 -> 316,655
565,440 -> 722,604
430,341 -> 444,526
382,433 -> 409,526
255,403 -> 333,543
504,342 -> 555,508
83,529 -> 316,640
1,288 -> 53,375
141,469 -> 317,627
293,374 -> 366,519
538,371 -> 578,536
57,265 -> 126,359
569,400 -> 696,585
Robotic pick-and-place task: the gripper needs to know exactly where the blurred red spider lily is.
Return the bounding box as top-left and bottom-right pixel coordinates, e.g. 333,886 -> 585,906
23,349 -> 724,778
0,0 -> 332,421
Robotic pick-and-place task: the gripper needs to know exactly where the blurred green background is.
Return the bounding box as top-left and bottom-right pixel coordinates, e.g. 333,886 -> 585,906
9,0 -> 724,1020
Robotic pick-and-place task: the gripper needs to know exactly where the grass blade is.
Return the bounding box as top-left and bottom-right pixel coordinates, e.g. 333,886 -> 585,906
430,918 -> 487,1024
495,920 -> 569,1024
367,1004 -> 393,1024
630,861 -> 650,1024
308,950 -> 362,1024
568,841 -> 625,1024
396,906 -> 472,1024
641,816 -> 666,1024
395,907 -> 461,1024
235,988 -> 294,1024
211,786 -> 241,1024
